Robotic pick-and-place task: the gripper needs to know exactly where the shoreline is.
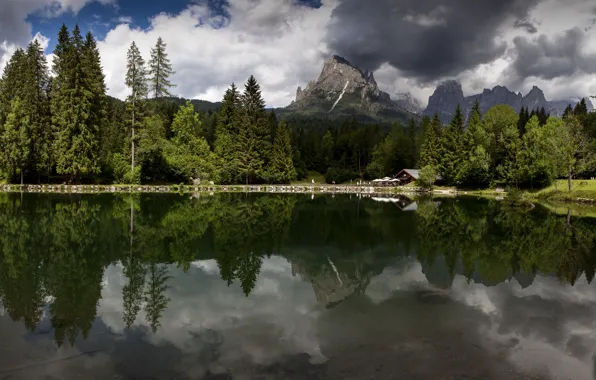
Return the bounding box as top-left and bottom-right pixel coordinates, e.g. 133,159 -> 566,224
1,183 -> 594,206
0,183 -> 428,196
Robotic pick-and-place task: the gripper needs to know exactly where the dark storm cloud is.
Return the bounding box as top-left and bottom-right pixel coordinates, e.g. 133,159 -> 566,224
325,0 -> 541,81
514,19 -> 538,33
510,27 -> 596,80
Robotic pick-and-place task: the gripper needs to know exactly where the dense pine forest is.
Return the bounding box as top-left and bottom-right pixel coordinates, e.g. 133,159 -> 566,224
1,25 -> 596,188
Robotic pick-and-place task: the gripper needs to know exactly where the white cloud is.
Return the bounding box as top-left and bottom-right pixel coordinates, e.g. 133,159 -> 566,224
0,0 -> 116,72
98,0 -> 336,107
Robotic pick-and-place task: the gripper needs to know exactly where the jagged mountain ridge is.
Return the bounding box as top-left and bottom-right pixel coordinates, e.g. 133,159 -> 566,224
424,80 -> 594,124
280,55 -> 419,123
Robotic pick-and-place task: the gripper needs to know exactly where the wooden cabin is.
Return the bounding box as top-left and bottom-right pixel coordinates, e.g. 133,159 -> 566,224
395,169 -> 419,185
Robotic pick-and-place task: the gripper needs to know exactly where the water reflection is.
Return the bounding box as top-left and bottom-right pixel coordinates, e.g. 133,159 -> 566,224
0,193 -> 595,379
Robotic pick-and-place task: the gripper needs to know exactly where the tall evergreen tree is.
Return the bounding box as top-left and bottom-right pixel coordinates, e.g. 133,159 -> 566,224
81,32 -> 107,157
52,25 -> 101,182
237,76 -> 269,184
563,104 -> 574,119
125,42 -> 148,174
148,37 -> 175,99
1,98 -> 31,184
439,105 -> 465,184
214,83 -> 241,183
574,98 -> 588,116
23,39 -> 51,180
517,106 -> 529,136
265,121 -> 297,183
0,49 -> 27,126
419,112 -> 442,169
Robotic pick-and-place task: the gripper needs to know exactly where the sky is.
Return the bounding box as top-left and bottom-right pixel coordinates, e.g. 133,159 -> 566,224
1,0 -> 596,108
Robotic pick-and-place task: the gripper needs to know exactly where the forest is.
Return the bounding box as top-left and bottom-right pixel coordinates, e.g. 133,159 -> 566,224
1,24 -> 596,188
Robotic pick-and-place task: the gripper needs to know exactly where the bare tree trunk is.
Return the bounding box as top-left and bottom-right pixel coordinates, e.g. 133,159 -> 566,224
131,104 -> 135,173
20,168 -> 23,186
568,166 -> 573,191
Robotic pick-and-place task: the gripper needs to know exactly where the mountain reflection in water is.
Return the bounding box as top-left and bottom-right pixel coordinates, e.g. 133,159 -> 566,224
0,192 -> 595,380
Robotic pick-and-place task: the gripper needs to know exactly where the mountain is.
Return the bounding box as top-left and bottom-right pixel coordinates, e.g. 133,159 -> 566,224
279,55 -> 418,123
424,80 -> 594,124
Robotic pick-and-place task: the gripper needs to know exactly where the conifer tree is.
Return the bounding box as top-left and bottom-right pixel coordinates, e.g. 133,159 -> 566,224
82,31 -> 107,151
214,83 -> 240,183
563,104 -> 573,119
574,98 -> 588,116
52,25 -> 101,182
125,42 -> 148,173
439,105 -> 465,184
458,105 -> 491,186
23,39 -> 51,179
265,121 -> 296,183
148,37 -> 175,99
237,76 -> 269,184
517,106 -> 528,136
419,112 -> 442,169
0,49 -> 27,126
2,98 -> 31,184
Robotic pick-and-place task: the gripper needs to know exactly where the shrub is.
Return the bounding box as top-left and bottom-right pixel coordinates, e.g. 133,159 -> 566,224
325,167 -> 359,184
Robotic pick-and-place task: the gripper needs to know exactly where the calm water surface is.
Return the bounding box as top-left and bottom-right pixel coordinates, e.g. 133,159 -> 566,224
0,193 -> 596,380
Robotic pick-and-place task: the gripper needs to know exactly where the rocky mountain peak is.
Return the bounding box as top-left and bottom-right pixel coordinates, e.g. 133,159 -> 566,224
284,54 -> 416,123
424,80 -> 465,121
522,86 -> 547,108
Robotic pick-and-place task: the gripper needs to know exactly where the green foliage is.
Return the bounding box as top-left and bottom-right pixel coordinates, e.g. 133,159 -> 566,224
1,98 -> 31,183
264,121 -> 297,184
51,25 -> 102,182
148,37 -> 175,99
439,105 -> 465,185
325,167 -> 358,184
126,41 -> 149,175
164,101 -> 218,182
418,165 -> 437,189
420,113 -> 443,169
236,76 -> 269,184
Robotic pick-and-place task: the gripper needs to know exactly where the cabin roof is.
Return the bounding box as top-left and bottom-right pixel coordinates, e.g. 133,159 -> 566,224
396,169 -> 420,180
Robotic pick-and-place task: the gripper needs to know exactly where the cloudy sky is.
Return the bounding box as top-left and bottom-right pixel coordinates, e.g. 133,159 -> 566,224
2,0 -> 596,107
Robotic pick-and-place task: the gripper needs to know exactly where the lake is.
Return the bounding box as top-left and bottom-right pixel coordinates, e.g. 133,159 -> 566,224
0,192 -> 595,380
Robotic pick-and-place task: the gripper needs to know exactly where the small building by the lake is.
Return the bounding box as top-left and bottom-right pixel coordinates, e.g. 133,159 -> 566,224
395,169 -> 419,185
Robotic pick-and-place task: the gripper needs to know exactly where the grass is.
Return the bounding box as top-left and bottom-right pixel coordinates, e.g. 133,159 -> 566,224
530,179 -> 596,202
292,171 -> 326,185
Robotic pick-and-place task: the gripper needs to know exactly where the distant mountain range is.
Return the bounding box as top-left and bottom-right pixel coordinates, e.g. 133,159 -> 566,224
423,80 -> 594,124
278,55 -> 593,124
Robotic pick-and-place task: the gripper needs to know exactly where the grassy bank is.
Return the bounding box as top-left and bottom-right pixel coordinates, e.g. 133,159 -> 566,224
529,179 -> 596,202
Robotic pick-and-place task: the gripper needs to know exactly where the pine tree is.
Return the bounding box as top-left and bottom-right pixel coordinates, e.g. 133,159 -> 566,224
214,83 -> 240,183
237,76 -> 269,184
419,112 -> 442,169
0,49 -> 27,126
52,25 -> 101,182
0,49 -> 28,180
125,42 -> 148,174
574,98 -> 588,116
458,105 -> 491,186
49,25 -> 71,179
538,107 -> 548,126
81,32 -> 107,154
471,99 -> 481,116
439,105 -> 465,184
148,37 -> 175,99
563,104 -> 573,119
1,98 -> 31,184
266,121 -> 297,183
23,39 -> 51,180
517,106 -> 528,136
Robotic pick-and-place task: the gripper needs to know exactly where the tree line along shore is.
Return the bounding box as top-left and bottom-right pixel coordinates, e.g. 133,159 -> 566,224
1,24 -> 595,198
